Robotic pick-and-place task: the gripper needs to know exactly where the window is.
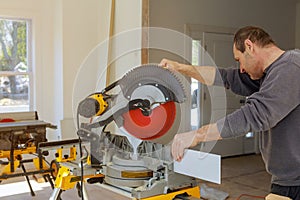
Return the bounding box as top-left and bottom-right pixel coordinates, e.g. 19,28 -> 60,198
0,18 -> 32,113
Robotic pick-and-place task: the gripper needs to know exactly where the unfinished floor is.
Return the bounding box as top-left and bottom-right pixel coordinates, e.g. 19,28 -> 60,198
0,154 -> 271,200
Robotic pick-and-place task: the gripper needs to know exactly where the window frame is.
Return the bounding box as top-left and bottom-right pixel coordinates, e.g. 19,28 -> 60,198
0,17 -> 33,112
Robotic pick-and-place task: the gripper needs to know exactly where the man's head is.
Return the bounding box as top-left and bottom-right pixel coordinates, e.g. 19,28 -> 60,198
233,26 -> 276,80
234,26 -> 275,53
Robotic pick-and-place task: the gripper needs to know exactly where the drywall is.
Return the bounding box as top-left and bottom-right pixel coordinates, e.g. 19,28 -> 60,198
61,0 -> 142,139
296,1 -> 300,49
148,0 -> 297,62
60,0 -> 107,139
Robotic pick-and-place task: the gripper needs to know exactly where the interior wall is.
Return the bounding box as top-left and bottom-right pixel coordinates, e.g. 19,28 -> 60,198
52,0 -> 63,140
60,0 -> 107,139
39,0 -> 62,141
296,0 -> 300,48
149,0 -> 297,63
61,0 -> 142,139
110,0 -> 142,82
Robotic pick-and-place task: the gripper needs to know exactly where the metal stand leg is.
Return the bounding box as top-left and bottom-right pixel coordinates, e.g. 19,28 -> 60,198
76,182 -> 89,200
49,188 -> 63,200
21,164 -> 35,196
44,174 -> 55,189
82,182 -> 89,200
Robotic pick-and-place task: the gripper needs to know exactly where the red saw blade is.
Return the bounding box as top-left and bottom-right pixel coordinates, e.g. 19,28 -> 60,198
122,101 -> 176,140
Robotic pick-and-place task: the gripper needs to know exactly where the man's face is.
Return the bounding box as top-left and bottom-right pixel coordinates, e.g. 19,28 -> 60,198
233,43 -> 264,80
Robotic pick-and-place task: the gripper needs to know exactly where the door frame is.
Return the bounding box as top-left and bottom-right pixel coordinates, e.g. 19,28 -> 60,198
184,24 -> 259,156
184,24 -> 237,128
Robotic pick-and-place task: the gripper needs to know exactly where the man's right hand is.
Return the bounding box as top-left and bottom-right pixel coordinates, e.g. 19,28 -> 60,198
159,59 -> 182,72
160,58 -> 216,86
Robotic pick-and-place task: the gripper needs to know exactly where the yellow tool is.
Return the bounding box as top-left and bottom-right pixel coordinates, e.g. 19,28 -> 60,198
0,147 -> 49,176
77,93 -> 108,118
140,186 -> 200,200
52,165 -> 104,192
39,139 -> 104,200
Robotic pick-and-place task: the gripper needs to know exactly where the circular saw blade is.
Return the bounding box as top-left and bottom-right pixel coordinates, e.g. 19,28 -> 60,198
122,101 -> 176,140
118,64 -> 186,103
116,64 -> 185,144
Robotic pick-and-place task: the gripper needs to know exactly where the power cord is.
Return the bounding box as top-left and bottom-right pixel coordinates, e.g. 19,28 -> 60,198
76,110 -> 84,200
236,194 -> 265,199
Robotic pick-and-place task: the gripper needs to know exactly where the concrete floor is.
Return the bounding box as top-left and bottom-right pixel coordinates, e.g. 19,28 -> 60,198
0,154 -> 271,200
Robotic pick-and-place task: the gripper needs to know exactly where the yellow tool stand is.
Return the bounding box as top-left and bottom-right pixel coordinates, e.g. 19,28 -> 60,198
39,138 -> 104,200
140,186 -> 200,200
0,112 -> 57,196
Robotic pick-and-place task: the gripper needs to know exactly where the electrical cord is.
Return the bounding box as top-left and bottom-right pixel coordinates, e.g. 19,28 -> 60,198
236,194 -> 265,199
76,109 -> 84,200
78,136 -> 84,200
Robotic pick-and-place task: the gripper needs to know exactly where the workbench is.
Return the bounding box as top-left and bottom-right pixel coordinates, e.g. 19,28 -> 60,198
0,111 -> 56,196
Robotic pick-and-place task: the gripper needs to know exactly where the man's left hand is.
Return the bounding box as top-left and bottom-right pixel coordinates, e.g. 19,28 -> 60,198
171,130 -> 200,162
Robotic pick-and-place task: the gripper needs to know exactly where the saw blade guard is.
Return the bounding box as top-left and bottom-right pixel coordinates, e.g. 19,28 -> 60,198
118,64 -> 186,103
115,64 -> 186,144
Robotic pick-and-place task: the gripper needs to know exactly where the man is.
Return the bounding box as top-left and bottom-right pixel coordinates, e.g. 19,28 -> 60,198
160,26 -> 300,199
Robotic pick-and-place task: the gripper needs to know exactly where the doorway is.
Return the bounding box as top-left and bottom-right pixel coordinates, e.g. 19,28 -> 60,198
186,25 -> 257,157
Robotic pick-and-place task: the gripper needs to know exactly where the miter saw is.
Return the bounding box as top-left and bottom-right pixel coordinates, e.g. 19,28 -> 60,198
50,64 -> 201,200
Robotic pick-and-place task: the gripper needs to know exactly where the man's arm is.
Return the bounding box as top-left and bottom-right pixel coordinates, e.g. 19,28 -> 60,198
159,59 -> 216,86
171,123 -> 222,162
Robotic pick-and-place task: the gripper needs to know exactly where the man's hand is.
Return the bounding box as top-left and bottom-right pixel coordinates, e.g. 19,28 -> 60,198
159,58 -> 216,86
171,130 -> 201,162
171,123 -> 221,162
159,59 -> 182,72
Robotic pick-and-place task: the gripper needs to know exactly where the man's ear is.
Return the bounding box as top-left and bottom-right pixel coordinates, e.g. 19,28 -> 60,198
244,39 -> 254,52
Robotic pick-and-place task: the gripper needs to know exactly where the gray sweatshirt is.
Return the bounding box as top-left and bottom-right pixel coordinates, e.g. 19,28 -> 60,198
214,49 -> 300,186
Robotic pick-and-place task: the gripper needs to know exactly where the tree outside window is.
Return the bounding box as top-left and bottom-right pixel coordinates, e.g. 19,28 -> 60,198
0,18 -> 31,113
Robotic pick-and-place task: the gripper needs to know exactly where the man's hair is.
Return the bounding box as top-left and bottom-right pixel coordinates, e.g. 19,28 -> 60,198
234,26 -> 275,53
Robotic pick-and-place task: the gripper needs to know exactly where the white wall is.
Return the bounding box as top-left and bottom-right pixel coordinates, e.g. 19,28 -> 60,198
60,0 -> 142,139
52,0 -> 63,141
60,0 -> 108,139
110,0 -> 142,82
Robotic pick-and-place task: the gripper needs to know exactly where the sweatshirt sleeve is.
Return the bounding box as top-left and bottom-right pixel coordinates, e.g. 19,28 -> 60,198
214,67 -> 260,96
217,59 -> 300,138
